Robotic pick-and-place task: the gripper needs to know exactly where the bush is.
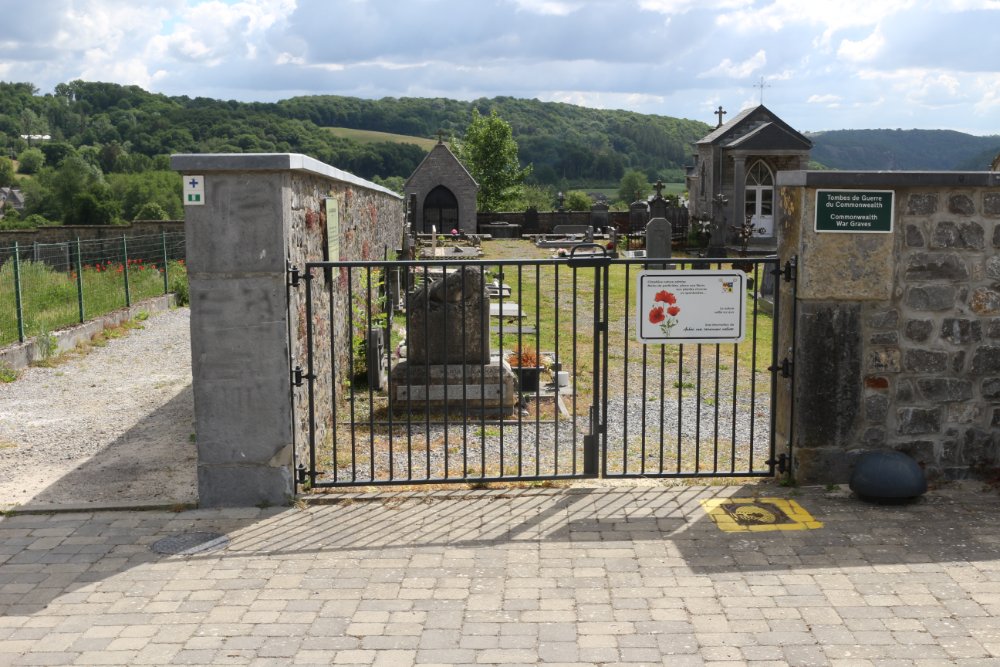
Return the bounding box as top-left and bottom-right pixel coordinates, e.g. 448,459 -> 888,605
169,269 -> 189,306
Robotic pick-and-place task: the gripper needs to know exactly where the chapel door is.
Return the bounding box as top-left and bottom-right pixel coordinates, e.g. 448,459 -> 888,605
423,185 -> 459,234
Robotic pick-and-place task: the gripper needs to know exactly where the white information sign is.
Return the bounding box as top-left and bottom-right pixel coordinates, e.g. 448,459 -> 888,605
183,175 -> 205,206
636,270 -> 747,344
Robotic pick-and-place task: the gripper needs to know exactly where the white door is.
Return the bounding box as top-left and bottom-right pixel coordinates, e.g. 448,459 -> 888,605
745,161 -> 774,237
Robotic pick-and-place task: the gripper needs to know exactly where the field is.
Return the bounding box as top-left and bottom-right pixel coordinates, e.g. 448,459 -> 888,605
325,127 -> 438,151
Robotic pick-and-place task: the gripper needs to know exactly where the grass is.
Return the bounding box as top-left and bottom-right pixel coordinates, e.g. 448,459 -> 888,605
0,258 -> 187,347
325,127 -> 438,151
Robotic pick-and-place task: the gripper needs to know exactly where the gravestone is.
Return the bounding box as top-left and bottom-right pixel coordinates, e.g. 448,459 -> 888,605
390,266 -> 515,413
590,202 -> 609,230
645,217 -> 673,269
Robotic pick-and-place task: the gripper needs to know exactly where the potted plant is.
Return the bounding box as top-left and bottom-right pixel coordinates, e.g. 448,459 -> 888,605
506,346 -> 544,391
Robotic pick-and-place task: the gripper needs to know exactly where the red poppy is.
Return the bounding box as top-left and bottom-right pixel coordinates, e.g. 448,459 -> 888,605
649,306 -> 665,324
654,290 -> 677,305
667,305 -> 680,316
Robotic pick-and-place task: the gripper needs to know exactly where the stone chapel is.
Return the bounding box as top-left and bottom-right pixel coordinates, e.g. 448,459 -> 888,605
686,105 -> 811,254
404,139 -> 479,234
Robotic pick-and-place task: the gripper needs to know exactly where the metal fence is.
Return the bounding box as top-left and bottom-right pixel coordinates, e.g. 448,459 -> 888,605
0,231 -> 186,347
293,252 -> 791,489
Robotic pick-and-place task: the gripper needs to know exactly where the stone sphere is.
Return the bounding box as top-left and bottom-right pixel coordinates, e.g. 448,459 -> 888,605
849,450 -> 927,503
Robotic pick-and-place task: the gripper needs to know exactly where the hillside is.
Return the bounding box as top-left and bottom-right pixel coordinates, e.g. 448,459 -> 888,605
809,129 -> 1000,171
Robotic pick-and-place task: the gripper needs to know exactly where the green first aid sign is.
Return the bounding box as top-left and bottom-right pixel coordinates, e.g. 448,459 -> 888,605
815,190 -> 894,233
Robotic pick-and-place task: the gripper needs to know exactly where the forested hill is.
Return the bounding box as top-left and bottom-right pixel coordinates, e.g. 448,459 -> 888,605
809,129 -> 1000,171
0,81 -> 711,186
275,95 -> 712,183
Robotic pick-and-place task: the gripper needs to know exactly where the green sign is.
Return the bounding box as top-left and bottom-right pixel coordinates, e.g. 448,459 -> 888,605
815,190 -> 894,233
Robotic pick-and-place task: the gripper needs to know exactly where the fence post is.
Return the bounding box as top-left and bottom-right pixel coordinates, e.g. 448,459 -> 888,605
122,234 -> 131,308
12,241 -> 24,343
75,238 -> 85,323
161,230 -> 169,295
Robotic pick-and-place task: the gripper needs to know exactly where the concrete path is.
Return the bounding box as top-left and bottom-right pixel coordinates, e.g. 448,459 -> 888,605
2,482 -> 1000,666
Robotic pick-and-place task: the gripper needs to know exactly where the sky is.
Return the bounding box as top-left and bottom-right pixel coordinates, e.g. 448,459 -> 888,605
2,0 -> 999,136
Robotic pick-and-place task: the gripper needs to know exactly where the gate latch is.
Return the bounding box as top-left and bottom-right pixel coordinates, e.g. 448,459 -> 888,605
768,357 -> 793,378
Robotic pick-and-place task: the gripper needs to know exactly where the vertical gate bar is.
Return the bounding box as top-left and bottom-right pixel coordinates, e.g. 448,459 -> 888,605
442,261 -> 450,479
13,242 -> 24,343
713,344 -> 721,473
553,262 -> 561,474
516,263 -> 523,478
161,231 -> 170,295
460,262 -> 468,479
658,344 -> 666,473
347,269 -> 357,481
423,264 -> 430,479
787,257 -> 799,475
386,262 -> 395,481
749,263 -> 761,471
730,341 -> 739,474
405,265 -> 413,480
571,264 -> 578,474
534,262 -> 541,477
478,264 -> 487,480
675,344 -> 684,474
584,262 -> 601,477
600,258 -> 610,478
329,266 -> 340,484
122,235 -> 131,308
366,266 -> 375,482
622,263 -> 630,476
304,268 -> 318,487
640,343 -> 648,475
694,345 -> 703,473
498,262 -> 506,478
75,238 -> 85,323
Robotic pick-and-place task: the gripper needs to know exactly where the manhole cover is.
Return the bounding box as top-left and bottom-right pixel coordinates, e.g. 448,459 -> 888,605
151,532 -> 230,555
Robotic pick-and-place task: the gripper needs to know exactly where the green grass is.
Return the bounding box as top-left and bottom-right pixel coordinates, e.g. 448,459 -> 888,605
0,258 -> 187,346
325,127 -> 438,151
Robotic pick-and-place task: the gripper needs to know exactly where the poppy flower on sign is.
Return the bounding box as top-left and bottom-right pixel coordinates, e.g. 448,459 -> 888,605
649,306 -> 665,324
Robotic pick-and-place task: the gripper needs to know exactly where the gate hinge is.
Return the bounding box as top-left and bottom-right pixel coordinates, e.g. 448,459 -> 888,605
287,262 -> 301,288
292,365 -> 315,387
778,256 -> 797,283
766,453 -> 790,475
768,357 -> 793,378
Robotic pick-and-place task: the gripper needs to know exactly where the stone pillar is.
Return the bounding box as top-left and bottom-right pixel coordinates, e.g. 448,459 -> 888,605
172,153 -> 402,506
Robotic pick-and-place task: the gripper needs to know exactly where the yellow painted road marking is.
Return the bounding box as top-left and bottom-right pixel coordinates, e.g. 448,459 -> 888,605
701,497 -> 823,532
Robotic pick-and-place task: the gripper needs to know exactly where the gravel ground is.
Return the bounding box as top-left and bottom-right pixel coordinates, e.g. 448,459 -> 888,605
0,308 -> 196,509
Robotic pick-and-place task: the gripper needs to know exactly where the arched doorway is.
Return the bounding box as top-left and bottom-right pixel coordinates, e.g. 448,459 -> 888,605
423,185 -> 459,233
744,160 -> 774,236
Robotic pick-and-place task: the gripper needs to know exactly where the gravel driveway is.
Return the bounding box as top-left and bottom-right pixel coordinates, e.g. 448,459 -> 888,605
0,308 -> 196,509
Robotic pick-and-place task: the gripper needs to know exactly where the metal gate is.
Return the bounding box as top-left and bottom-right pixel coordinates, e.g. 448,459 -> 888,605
291,251 -> 795,489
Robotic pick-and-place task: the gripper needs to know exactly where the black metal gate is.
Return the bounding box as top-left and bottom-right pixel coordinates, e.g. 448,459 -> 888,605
291,251 -> 795,489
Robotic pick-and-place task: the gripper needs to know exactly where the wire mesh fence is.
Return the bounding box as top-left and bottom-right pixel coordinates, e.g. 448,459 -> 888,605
0,231 -> 187,347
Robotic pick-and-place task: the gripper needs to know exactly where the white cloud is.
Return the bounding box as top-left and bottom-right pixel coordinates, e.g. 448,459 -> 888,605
639,0 -> 751,13
508,0 -> 581,15
808,93 -> 842,105
837,26 -> 885,62
698,49 -> 766,79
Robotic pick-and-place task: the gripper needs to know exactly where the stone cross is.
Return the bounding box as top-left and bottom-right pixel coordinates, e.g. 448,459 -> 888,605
715,106 -> 727,127
653,180 -> 664,199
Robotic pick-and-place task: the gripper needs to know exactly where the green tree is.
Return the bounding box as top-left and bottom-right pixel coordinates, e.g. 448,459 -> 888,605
17,148 -> 45,174
508,184 -> 554,211
617,169 -> 649,205
563,190 -> 592,211
0,157 -> 14,186
454,109 -> 531,212
132,202 -> 168,221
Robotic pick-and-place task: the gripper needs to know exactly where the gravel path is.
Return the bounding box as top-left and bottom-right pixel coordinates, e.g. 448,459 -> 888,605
0,308 -> 196,508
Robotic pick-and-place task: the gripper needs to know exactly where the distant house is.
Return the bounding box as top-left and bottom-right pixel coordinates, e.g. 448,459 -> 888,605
0,187 -> 25,216
404,139 -> 478,234
686,105 -> 811,252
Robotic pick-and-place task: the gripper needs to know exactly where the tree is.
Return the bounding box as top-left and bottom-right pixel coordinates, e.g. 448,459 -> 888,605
0,157 -> 14,186
454,109 -> 531,212
564,190 -> 593,211
17,148 -> 45,174
132,202 -> 169,221
617,169 -> 649,205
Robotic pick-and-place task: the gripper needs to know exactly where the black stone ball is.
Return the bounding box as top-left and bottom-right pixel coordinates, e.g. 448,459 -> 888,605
849,450 -> 927,503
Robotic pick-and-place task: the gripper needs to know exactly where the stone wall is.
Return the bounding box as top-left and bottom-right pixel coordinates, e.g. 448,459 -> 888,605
775,170 -> 1000,483
172,153 -> 403,506
0,220 -> 184,247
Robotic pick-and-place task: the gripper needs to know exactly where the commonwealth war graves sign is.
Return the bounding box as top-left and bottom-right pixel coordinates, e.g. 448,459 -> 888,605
815,190 -> 894,233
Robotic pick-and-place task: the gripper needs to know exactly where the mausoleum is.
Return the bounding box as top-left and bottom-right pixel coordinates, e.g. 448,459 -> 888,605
404,139 -> 478,234
687,105 -> 811,254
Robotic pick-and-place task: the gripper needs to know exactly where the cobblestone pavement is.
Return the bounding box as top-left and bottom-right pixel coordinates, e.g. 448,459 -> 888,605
2,482 -> 1000,666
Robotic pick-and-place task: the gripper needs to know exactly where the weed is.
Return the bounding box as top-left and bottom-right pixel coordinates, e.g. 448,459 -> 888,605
35,329 -> 57,361
673,380 -> 695,390
0,363 -> 17,383
188,433 -> 196,443
170,272 -> 190,306
825,483 -> 840,492
779,476 -> 798,488
135,310 -> 150,322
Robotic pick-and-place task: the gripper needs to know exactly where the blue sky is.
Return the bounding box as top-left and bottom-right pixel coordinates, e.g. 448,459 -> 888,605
2,0 -> 998,135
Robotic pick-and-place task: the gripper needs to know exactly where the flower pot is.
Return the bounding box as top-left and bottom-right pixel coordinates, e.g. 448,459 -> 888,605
511,365 -> 543,392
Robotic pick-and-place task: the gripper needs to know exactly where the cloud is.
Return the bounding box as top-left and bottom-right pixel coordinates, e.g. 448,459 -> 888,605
698,49 -> 766,79
808,94 -> 842,106
508,0 -> 582,15
837,26 -> 885,62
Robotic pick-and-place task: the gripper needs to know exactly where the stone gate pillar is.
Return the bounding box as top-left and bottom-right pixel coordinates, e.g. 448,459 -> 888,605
172,153 -> 403,506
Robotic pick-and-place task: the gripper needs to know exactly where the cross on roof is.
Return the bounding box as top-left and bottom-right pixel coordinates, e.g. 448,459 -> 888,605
715,106 -> 727,127
436,130 -> 445,143
754,77 -> 771,104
